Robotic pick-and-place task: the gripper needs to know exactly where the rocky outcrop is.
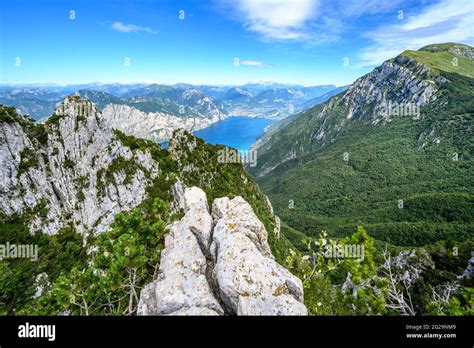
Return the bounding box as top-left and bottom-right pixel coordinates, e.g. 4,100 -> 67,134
101,103 -> 226,143
252,48 -> 451,177
318,54 -> 440,133
0,96 -> 160,235
138,187 -> 223,315
420,43 -> 474,59
1,97 -> 307,316
211,196 -> 306,315
138,185 -> 307,316
460,256 -> 474,280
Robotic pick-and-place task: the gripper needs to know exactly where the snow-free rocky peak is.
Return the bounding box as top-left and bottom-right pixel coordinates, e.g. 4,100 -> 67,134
0,96 -> 159,236
252,43 -> 474,177
137,183 -> 307,315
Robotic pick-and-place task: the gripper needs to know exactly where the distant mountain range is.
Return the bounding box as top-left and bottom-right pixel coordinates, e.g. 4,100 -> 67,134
0,82 -> 344,121
77,86 -> 225,119
217,84 -> 339,118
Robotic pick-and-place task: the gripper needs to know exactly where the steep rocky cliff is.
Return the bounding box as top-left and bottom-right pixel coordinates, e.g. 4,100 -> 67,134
101,103 -> 225,142
0,96 -> 159,236
78,88 -> 227,142
252,45 -> 462,177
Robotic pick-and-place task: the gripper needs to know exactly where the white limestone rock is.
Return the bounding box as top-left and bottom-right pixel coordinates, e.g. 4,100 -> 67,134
101,103 -> 226,143
138,187 -> 307,316
211,196 -> 273,259
137,187 -> 223,316
0,96 -> 159,236
211,196 -> 307,315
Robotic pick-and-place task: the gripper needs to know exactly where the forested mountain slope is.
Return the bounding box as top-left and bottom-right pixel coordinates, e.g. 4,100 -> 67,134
250,43 -> 473,247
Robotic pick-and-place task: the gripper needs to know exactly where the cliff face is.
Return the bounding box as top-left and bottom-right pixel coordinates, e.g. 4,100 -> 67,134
138,184 -> 307,315
0,97 -> 282,240
0,97 -> 160,236
252,54 -> 445,178
100,102 -> 225,143
251,44 -> 474,181
336,55 -> 439,125
77,87 -> 227,143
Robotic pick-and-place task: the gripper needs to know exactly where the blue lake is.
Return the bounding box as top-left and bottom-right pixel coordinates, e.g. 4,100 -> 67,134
194,116 -> 274,152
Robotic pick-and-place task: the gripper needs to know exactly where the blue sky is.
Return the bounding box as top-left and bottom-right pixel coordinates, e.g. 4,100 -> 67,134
0,0 -> 473,86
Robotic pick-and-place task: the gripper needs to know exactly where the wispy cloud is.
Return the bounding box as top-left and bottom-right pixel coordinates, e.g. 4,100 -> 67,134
240,60 -> 271,67
216,0 -> 405,45
110,21 -> 156,34
338,0 -> 405,17
217,0 -> 320,41
358,0 -> 474,66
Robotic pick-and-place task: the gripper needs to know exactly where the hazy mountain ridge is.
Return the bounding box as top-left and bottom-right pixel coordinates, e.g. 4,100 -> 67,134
219,84 -> 338,118
0,82 -> 341,122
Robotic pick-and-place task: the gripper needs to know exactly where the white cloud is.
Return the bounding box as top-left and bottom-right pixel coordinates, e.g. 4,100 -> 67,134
216,0 -> 405,44
240,60 -> 271,67
111,21 -> 156,34
358,0 -> 474,66
219,0 -> 320,40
